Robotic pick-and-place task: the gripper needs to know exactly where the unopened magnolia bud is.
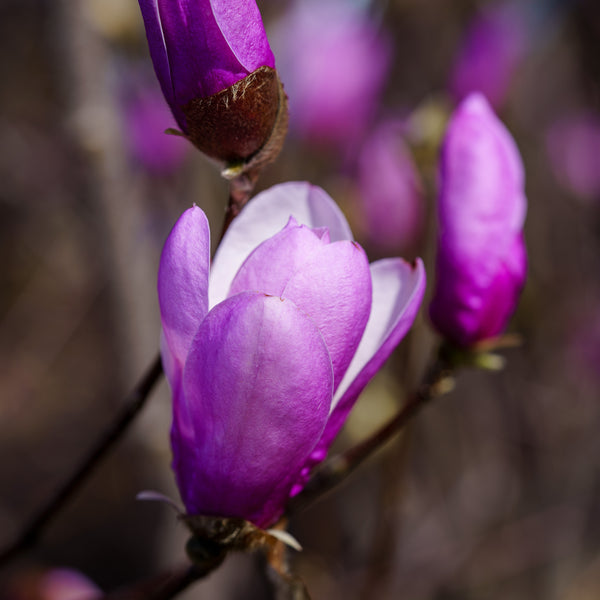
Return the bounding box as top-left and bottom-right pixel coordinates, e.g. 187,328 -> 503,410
137,1 -> 287,174
429,94 -> 527,347
183,66 -> 288,175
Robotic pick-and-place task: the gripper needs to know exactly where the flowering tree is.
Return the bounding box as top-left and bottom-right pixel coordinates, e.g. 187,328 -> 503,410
18,1 -> 600,599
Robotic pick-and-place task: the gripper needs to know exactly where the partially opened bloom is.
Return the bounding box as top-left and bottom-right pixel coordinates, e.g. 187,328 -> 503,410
137,0 -> 286,167
429,94 -> 527,347
159,182 -> 425,527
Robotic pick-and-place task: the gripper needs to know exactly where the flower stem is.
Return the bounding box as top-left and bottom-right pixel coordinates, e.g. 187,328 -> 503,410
289,355 -> 454,514
219,171 -> 260,243
0,354 -> 164,568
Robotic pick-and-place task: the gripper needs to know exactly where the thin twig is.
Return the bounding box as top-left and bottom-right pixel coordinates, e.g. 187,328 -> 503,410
218,171 -> 260,243
0,354 -> 164,568
289,356 -> 454,515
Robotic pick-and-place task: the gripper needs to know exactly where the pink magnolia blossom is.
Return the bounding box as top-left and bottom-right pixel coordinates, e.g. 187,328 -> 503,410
449,2 -> 528,110
357,120 -> 424,252
271,0 -> 391,150
430,94 -> 527,347
158,182 -> 425,527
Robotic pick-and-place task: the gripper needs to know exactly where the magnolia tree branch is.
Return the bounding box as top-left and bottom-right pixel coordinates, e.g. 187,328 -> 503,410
288,354 -> 455,515
0,354 -> 164,568
219,171 -> 260,242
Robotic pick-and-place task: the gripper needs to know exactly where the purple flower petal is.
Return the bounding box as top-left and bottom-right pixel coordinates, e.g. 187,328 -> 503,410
210,181 -> 353,307
228,218 -> 328,298
158,206 -> 210,377
138,0 -> 274,129
137,1 -> 174,107
271,0 -> 392,150
357,120 -> 424,252
449,2 -> 529,110
174,292 -> 333,527
291,258 -> 426,494
230,218 -> 372,391
326,258 -> 426,438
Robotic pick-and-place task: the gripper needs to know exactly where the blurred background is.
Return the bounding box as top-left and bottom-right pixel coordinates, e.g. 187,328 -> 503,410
1,0 -> 599,598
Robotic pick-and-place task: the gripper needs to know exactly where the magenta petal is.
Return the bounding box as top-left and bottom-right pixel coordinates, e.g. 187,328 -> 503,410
210,182 -> 353,307
211,1 -> 275,74
158,206 -> 210,378
138,1 -> 174,107
228,218 -> 326,298
174,292 -> 333,527
229,219 -> 372,392
281,241 -> 372,393
291,258 -> 426,494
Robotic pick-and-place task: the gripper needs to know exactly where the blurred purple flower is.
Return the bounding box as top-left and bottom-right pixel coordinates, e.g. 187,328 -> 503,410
158,182 -> 425,527
430,94 -> 527,347
357,119 -> 424,252
137,0 -> 274,131
6,568 -> 101,600
546,112 -> 600,202
449,2 -> 528,110
123,82 -> 189,175
271,0 -> 391,150
39,570 -> 100,600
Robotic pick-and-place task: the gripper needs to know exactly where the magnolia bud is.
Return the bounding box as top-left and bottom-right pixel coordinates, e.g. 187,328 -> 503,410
137,0 -> 287,174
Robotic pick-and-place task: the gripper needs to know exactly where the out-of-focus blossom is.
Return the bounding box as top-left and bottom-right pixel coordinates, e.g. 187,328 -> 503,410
158,182 -> 425,527
546,112 -> 600,202
6,568 -> 101,600
122,81 -> 189,175
137,1 -> 285,165
270,0 -> 391,150
356,119 -> 424,253
449,1 -> 529,110
430,94 -> 527,347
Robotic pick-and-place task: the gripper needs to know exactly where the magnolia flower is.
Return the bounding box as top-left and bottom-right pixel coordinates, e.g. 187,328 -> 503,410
357,119 -> 424,253
270,0 -> 391,150
429,94 -> 527,347
449,1 -> 528,110
158,182 -> 425,527
6,568 -> 101,600
137,0 -> 285,166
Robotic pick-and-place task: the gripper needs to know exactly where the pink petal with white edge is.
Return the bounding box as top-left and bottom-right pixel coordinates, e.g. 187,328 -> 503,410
209,182 -> 353,307
228,218 -> 327,298
281,241 -> 372,392
292,258 -> 426,493
228,219 -> 372,391
158,206 -> 211,373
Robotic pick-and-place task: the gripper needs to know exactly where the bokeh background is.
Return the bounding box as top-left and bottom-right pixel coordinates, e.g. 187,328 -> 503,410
1,0 -> 599,598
